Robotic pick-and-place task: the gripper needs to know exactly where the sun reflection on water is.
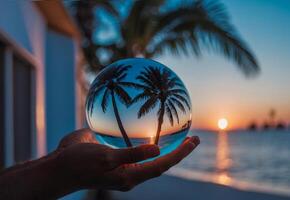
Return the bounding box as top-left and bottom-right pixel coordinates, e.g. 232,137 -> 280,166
215,131 -> 233,186
149,135 -> 155,144
216,172 -> 232,185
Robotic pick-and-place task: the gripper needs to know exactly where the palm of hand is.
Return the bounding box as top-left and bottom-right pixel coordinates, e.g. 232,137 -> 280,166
56,129 -> 199,191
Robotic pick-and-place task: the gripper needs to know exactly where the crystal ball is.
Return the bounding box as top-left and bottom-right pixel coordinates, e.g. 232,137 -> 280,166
86,58 -> 192,156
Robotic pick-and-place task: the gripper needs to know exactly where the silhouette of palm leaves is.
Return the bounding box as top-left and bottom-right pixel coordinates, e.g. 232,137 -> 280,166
86,64 -> 138,147
132,66 -> 190,144
87,64 -> 134,114
73,0 -> 259,76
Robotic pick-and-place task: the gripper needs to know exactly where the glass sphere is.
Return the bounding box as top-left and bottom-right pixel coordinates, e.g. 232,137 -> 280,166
86,58 -> 192,156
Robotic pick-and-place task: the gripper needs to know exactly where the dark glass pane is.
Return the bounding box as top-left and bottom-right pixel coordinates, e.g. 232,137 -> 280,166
13,57 -> 33,163
0,44 -> 4,168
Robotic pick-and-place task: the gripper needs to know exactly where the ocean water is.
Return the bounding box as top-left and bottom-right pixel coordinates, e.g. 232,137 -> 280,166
169,130 -> 290,196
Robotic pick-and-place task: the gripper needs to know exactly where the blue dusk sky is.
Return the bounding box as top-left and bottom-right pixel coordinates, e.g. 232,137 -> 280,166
156,0 -> 290,130
88,0 -> 290,130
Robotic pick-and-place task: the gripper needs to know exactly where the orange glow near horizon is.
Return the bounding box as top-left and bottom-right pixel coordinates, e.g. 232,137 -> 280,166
191,101 -> 290,130
90,109 -> 191,138
149,135 -> 155,144
192,110 -> 239,131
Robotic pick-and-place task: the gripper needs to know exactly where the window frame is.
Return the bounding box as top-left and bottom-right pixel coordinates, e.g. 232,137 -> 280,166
0,43 -> 5,168
0,32 -> 38,167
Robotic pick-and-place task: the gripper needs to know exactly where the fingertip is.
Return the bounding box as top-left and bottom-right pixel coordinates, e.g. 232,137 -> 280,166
178,136 -> 199,155
190,136 -> 200,145
196,136 -> 200,145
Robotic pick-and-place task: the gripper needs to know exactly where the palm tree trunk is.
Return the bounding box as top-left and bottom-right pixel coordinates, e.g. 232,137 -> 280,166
111,91 -> 132,147
154,102 -> 165,145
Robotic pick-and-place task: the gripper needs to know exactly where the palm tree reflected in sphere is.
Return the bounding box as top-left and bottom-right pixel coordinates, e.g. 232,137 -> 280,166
86,58 -> 192,156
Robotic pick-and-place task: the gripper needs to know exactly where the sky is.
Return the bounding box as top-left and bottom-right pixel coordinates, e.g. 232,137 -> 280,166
87,0 -> 290,131
156,0 -> 290,130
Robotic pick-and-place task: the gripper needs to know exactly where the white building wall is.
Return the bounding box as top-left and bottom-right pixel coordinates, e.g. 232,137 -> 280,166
0,1 -> 79,157
0,2 -> 83,199
45,30 -> 78,152
45,29 -> 84,200
0,0 -> 47,158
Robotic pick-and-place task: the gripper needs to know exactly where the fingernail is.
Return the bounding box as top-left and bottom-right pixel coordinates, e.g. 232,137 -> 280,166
145,145 -> 160,157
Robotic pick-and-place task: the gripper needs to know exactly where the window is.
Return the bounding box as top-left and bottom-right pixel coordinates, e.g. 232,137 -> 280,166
13,57 -> 35,162
0,44 -> 4,168
0,41 -> 36,167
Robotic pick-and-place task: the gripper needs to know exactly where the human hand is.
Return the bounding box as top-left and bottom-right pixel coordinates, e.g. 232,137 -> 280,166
57,128 -> 200,191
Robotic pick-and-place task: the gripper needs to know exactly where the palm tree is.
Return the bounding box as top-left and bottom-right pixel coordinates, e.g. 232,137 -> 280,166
72,0 -> 259,76
86,64 -> 136,147
132,66 -> 190,145
70,0 -> 119,72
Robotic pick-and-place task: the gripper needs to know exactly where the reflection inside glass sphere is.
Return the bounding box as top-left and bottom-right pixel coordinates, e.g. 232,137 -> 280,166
86,58 -> 192,156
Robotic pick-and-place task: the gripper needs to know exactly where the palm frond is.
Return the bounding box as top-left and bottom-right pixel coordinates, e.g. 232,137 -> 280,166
73,0 -> 259,77
131,92 -> 152,104
136,75 -> 156,90
167,76 -> 183,88
170,97 -> 186,113
147,32 -> 200,57
114,86 -> 132,107
121,0 -> 164,42
115,64 -> 132,77
172,93 -> 190,110
119,82 -> 151,90
138,96 -> 159,118
89,82 -> 105,95
167,99 -> 179,124
161,69 -> 171,84
165,103 -> 174,126
87,85 -> 106,116
151,67 -> 163,83
134,66 -> 190,125
147,1 -> 259,76
116,73 -> 127,82
72,0 -> 119,72
101,88 -> 110,112
168,89 -> 189,97
97,66 -> 117,82
199,23 -> 259,76
139,70 -> 155,83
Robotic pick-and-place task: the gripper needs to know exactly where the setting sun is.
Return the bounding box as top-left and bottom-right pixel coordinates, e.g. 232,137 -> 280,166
218,118 -> 228,130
